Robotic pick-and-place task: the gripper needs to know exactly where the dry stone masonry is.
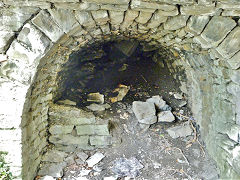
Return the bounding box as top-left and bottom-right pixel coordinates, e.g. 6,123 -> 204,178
0,0 -> 240,179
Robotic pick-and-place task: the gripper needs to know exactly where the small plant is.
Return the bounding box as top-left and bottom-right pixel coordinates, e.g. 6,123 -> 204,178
0,152 -> 13,180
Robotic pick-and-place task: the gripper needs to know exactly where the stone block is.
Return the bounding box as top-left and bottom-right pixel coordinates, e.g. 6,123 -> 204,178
120,10 -> 139,30
222,10 -> 240,16
82,0 -> 129,4
91,10 -> 109,25
0,31 -> 14,53
135,11 -> 153,24
101,4 -> 128,11
49,134 -> 89,146
49,104 -> 96,125
164,15 -> 189,31
90,136 -> 112,146
4,1 -> 51,9
186,16 -> 209,35
49,125 -> 74,135
180,5 -> 219,15
0,7 -> 39,32
109,11 -> 124,25
48,9 -> 79,33
76,124 -> 110,135
147,11 -> 168,29
153,9 -> 179,16
100,23 -> 111,35
17,23 -> 51,55
216,27 -> 240,59
131,0 -> 177,11
157,111 -> 175,122
75,11 -> 96,28
32,10 -> 64,42
42,150 -> 67,163
55,2 -> 100,10
199,16 -> 236,48
227,51 -> 240,70
216,2 -> 240,10
38,162 -> 67,178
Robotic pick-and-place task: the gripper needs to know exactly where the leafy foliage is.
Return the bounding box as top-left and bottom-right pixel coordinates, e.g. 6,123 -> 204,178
0,152 -> 13,180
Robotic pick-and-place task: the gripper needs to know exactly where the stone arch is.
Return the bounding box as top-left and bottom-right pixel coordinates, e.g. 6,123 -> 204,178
0,1 -> 240,179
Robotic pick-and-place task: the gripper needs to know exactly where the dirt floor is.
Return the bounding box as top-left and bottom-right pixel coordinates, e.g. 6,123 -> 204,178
57,41 -> 219,180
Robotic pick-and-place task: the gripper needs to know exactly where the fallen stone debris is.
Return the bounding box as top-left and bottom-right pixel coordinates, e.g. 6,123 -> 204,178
87,92 -> 104,104
110,84 -> 130,103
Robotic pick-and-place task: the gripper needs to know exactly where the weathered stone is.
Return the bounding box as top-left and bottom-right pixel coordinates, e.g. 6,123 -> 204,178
166,122 -> 193,138
55,2 -> 100,10
101,23 -> 111,35
131,0 -> 177,11
227,51 -> 240,70
32,10 -> 64,42
216,27 -> 240,59
49,125 -> 74,135
90,136 -> 112,146
186,16 -> 210,35
4,1 -> 51,9
76,125 -> 110,135
87,92 -> 104,104
146,96 -> 166,110
164,16 -> 189,30
48,9 -> 79,33
109,11 -> 124,25
158,111 -> 175,122
75,11 -> 96,28
180,5 -> 219,15
17,23 -> 51,55
82,0 -> 129,4
0,7 -> 39,31
39,176 -> 55,180
114,41 -> 138,57
0,31 -> 14,53
198,16 -> 236,48
91,10 -> 109,25
42,150 -> 67,163
86,103 -> 110,112
38,162 -> 67,178
86,152 -> 105,167
132,101 -> 157,125
226,125 -> 240,143
120,10 -> 139,30
101,4 -> 128,11
222,10 -> 240,16
49,134 -> 89,146
135,11 -> 153,24
76,151 -> 89,161
49,104 -> 96,125
153,9 -> 179,16
57,99 -> 76,106
147,11 -> 168,28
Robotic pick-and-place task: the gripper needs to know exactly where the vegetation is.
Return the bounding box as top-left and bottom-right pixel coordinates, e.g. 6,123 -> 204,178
0,152 -> 13,180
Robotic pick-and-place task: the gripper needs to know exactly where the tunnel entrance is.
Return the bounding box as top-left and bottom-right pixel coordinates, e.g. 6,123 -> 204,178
36,40 -> 219,179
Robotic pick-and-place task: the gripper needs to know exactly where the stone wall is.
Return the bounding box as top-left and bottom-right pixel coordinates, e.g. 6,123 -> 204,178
0,0 -> 240,179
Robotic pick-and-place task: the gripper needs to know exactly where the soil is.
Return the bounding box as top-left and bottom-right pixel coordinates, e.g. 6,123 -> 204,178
58,41 -> 219,180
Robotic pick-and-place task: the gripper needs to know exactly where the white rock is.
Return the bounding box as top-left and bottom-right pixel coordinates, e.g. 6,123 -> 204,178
146,95 -> 166,110
86,103 -> 110,111
39,176 -> 55,180
173,93 -> 183,99
104,177 -> 117,180
166,122 -> 193,138
157,111 -> 175,122
86,152 -> 105,167
76,151 -> 89,162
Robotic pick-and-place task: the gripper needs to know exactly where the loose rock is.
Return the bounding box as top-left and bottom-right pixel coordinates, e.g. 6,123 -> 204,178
87,92 -> 104,104
173,93 -> 183,100
157,111 -> 175,123
166,122 -> 193,138
76,151 -> 89,162
39,176 -> 55,180
86,103 -> 110,111
132,101 -> 157,125
57,99 -> 77,106
146,95 -> 166,110
111,157 -> 144,178
86,152 -> 105,167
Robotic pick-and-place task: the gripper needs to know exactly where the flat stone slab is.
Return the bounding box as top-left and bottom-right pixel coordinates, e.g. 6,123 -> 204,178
158,111 -> 175,123
76,124 -> 110,135
38,162 -> 67,178
86,152 -> 105,167
132,101 -> 157,125
86,103 -> 110,112
166,122 -> 193,139
42,150 -> 67,163
146,95 -> 166,110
